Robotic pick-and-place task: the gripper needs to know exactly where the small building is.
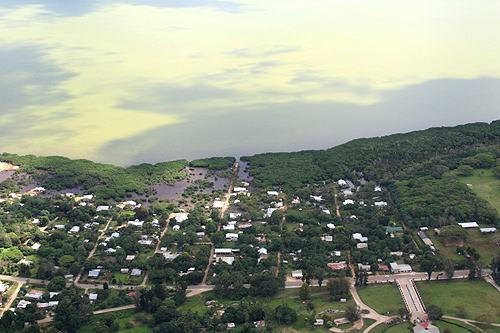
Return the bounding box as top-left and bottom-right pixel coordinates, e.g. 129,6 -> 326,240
378,265 -> 389,272
25,290 -> 45,300
226,233 -> 239,241
213,201 -> 225,209
458,222 -> 479,228
131,268 -> 142,276
398,264 -> 412,273
175,213 -> 189,223
314,319 -> 324,326
17,300 -> 32,309
258,248 -> 267,256
126,255 -> 136,261
88,269 -> 100,279
89,293 -> 98,301
326,223 -> 336,230
267,191 -> 279,196
328,263 -> 347,270
172,225 -> 180,231
385,226 -> 403,234
291,270 -> 303,279
31,243 -> 41,251
358,263 -> 370,271
216,256 -> 235,265
128,220 -> 144,228
357,243 -> 368,249
334,318 -> 349,326
229,213 -> 242,219
54,225 -> 66,230
215,248 -> 234,255
480,227 -> 497,233
389,262 -> 400,273
343,199 -> 354,205
264,208 -> 277,218
96,205 -> 110,212
138,239 -> 153,245
375,201 -> 388,207
353,233 -> 368,242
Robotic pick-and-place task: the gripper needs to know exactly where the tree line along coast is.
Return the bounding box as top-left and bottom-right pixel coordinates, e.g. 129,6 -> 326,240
0,120 -> 500,332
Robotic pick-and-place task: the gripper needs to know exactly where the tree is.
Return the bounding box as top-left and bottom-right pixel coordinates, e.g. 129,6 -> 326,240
442,258 -> 455,280
299,283 -> 310,301
440,225 -> 468,243
456,165 -> 474,176
420,258 -> 437,280
47,276 -> 66,292
316,268 -> 324,289
427,304 -> 443,320
345,304 -> 361,322
274,304 -> 297,325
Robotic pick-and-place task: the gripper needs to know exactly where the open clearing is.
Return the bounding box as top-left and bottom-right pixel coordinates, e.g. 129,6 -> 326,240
357,284 -> 405,315
417,280 -> 500,323
459,169 -> 500,217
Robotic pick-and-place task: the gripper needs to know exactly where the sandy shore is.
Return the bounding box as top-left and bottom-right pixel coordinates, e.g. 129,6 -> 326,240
0,162 -> 19,172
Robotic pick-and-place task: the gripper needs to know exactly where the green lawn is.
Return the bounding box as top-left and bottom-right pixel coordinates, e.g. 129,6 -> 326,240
434,318 -> 482,333
473,322 -> 500,332
459,169 -> 500,216
357,284 -> 405,315
77,309 -> 152,333
417,280 -> 500,323
369,322 -> 412,333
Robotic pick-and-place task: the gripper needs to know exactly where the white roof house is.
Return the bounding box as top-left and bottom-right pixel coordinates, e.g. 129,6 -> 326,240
223,224 -> 235,231
216,256 -> 235,265
458,222 -> 479,228
374,186 -> 382,192
172,225 -> 180,231
128,220 -> 144,228
480,227 -> 497,233
138,240 -> 153,245
31,243 -> 41,251
264,207 -> 277,217
96,206 -> 110,212
69,226 -> 80,233
375,201 -> 388,207
267,191 -> 279,196
229,213 -> 242,219
213,201 -> 225,209
326,223 -> 336,230
175,213 -> 189,222
310,195 -> 324,202
258,248 -> 268,256
226,233 -> 239,241
126,255 -> 136,261
291,270 -> 303,279
233,187 -> 247,192
343,199 -> 354,205
131,268 -> 142,276
338,179 -> 347,186
322,209 -> 331,215
353,233 -> 368,242
215,248 -> 234,255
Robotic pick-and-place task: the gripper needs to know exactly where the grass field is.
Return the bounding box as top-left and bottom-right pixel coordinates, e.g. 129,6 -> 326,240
459,169 -> 500,216
357,284 -> 405,315
417,280 -> 500,323
474,322 -> 500,332
77,309 -> 152,333
369,321 -> 412,333
434,318 -> 482,333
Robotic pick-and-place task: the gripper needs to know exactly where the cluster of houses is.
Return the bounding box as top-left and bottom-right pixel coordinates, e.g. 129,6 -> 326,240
17,290 -> 59,310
